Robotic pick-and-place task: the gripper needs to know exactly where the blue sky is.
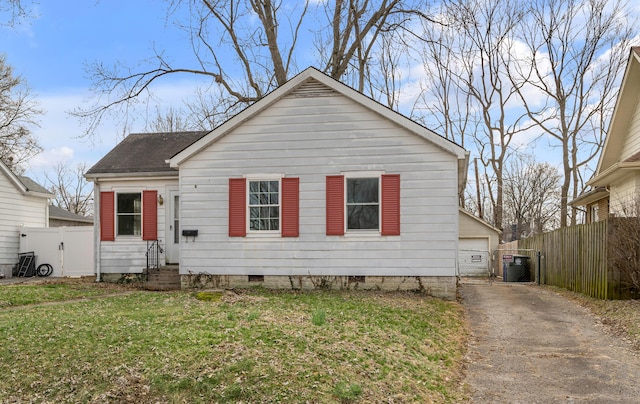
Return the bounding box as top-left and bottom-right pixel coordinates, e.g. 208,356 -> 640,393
2,1 -> 197,180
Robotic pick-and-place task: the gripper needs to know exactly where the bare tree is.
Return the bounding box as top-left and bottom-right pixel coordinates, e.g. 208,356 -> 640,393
74,0 -> 434,139
0,0 -> 34,26
145,106 -> 193,133
314,0 -> 414,92
73,0 -> 310,137
44,162 -> 94,217
420,0 -> 533,233
0,55 -> 41,170
415,13 -> 473,148
503,156 -> 561,239
508,0 -> 635,227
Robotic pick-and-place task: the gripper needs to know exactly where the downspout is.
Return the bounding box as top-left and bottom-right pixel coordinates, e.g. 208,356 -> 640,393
94,181 -> 101,282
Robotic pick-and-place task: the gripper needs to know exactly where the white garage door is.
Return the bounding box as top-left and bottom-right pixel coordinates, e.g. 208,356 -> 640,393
459,238 -> 489,276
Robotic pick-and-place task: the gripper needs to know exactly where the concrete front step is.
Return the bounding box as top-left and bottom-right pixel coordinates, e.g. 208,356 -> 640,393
144,266 -> 181,291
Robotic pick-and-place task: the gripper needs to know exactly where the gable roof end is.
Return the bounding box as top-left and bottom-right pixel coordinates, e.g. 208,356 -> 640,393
591,47 -> 640,180
169,67 -> 469,192
0,159 -> 53,198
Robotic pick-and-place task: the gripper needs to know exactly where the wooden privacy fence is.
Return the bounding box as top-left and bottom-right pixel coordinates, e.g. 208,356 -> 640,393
496,220 -> 629,300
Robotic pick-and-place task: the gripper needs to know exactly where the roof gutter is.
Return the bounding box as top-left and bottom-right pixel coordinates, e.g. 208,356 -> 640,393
587,162 -> 640,186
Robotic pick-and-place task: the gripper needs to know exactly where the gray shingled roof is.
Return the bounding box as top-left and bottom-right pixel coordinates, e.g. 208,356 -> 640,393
17,175 -> 54,195
49,205 -> 94,223
85,131 -> 209,176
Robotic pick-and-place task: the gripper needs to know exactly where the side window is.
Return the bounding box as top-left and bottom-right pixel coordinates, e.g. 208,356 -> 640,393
249,180 -> 280,232
117,193 -> 142,236
346,177 -> 379,230
229,177 -> 299,237
326,174 -> 400,236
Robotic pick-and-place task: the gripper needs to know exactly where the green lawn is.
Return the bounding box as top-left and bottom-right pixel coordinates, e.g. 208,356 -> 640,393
0,282 -> 468,403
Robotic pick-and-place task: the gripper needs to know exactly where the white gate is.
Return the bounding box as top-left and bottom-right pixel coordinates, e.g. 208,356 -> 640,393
19,227 -> 94,277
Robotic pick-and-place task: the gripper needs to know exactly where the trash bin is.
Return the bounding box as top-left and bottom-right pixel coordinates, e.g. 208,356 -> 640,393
502,254 -> 513,282
506,255 -> 530,282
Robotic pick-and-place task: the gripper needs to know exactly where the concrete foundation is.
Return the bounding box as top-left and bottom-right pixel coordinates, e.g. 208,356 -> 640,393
181,274 -> 457,300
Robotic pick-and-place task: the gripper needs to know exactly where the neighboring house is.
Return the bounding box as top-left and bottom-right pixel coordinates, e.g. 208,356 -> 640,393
49,205 -> 93,227
571,47 -> 640,220
0,159 -> 53,277
86,68 -> 469,299
458,208 -> 501,276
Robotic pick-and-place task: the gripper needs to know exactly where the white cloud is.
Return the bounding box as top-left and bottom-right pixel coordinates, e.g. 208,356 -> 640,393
27,146 -> 75,170
23,78 -> 210,178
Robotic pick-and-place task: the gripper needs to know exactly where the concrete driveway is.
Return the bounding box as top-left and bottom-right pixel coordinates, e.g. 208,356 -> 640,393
460,278 -> 640,403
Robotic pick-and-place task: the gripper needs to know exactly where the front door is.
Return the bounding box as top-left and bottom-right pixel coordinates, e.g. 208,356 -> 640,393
165,189 -> 180,264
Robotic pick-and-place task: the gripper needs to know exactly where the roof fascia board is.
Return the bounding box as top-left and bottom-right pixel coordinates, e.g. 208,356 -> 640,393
171,68 -> 467,167
587,161 -> 640,186
85,172 -> 179,181
569,188 -> 609,207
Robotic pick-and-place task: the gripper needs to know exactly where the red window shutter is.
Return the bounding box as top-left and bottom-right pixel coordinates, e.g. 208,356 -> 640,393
381,174 -> 401,236
229,178 -> 247,237
326,175 -> 345,236
142,190 -> 158,241
281,177 -> 299,237
100,191 -> 115,241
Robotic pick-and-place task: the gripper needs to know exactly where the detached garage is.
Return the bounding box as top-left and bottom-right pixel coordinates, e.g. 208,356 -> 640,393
458,208 -> 501,276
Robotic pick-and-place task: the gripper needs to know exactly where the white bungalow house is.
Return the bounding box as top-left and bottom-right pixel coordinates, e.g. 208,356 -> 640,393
86,67 -> 469,299
0,159 -> 53,277
571,47 -> 640,219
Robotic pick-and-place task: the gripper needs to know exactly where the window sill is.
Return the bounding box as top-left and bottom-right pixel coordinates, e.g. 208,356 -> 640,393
343,231 -> 381,238
245,232 -> 282,239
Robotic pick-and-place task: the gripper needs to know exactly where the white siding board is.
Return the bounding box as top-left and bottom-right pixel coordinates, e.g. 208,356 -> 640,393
610,175 -> 639,214
620,92 -> 640,162
97,178 -> 176,274
178,91 -> 460,278
0,172 -> 48,266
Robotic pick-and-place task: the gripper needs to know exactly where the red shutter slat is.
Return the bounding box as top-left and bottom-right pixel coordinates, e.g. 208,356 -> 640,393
381,174 -> 400,236
281,177 -> 299,237
142,190 -> 158,240
229,178 -> 247,237
100,191 -> 115,241
326,175 -> 345,236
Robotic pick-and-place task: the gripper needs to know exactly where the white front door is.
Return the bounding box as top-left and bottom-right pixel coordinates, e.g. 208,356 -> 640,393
165,189 -> 180,264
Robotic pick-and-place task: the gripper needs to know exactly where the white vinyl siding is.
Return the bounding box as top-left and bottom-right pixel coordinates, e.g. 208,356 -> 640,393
0,173 -> 48,266
97,178 -> 174,274
178,89 -> 460,277
609,176 -> 640,215
619,92 -> 640,162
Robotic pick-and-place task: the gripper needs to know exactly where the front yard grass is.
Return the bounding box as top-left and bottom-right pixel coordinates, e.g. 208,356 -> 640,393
0,283 -> 468,403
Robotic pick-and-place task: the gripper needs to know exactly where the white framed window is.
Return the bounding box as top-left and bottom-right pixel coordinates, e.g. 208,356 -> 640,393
117,192 -> 141,236
248,179 -> 281,232
346,177 -> 380,231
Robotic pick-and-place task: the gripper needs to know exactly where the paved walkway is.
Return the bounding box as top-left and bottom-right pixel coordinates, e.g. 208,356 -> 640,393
460,278 -> 640,403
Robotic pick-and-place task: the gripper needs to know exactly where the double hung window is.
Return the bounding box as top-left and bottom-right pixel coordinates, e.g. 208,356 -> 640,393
326,174 -> 400,236
346,178 -> 379,230
229,177 -> 299,237
117,193 -> 142,236
249,180 -> 280,231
